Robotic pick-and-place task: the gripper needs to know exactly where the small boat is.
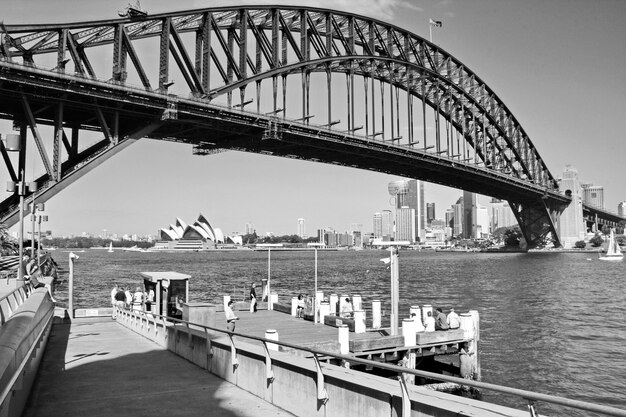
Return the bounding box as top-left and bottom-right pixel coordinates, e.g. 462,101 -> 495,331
108,242 -> 114,253
598,229 -> 623,261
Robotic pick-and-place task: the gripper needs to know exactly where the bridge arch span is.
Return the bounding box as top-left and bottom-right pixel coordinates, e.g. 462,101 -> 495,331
0,6 -> 570,247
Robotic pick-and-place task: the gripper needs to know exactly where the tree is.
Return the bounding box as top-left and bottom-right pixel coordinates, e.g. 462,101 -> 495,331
589,233 -> 604,247
617,221 -> 625,235
503,226 -> 523,247
574,240 -> 587,249
601,224 -> 610,237
0,223 -> 18,256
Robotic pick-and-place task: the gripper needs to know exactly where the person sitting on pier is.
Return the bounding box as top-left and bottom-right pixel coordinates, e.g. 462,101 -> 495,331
447,308 -> 460,329
340,298 -> 353,318
225,300 -> 239,332
296,294 -> 305,318
423,310 -> 435,332
435,308 -> 449,330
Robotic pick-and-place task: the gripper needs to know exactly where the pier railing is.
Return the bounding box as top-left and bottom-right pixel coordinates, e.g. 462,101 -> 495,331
114,306 -> 626,417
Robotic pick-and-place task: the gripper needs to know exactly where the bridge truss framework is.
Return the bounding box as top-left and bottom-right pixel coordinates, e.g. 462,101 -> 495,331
0,6 -> 572,247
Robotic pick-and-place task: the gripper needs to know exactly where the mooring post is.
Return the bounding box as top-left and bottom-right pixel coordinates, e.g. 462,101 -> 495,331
68,252 -> 79,318
372,300 -> 381,329
329,293 -> 338,315
410,305 -> 425,331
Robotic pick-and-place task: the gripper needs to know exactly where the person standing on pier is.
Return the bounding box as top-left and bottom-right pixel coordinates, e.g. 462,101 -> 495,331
340,298 -> 353,318
225,300 -> 239,332
110,284 -> 118,309
249,282 -> 257,313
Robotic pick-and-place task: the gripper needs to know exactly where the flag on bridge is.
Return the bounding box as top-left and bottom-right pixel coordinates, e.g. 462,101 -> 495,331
429,19 -> 443,27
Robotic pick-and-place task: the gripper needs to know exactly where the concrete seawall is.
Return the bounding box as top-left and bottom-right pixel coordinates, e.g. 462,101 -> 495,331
116,309 -> 527,417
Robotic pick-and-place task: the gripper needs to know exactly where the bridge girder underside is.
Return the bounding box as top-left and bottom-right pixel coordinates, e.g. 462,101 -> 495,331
0,6 -> 576,248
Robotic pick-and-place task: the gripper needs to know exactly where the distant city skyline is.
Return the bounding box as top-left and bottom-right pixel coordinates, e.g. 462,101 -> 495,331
2,0 -> 625,238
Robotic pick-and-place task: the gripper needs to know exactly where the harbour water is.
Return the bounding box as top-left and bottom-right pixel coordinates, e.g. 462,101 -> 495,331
51,249 -> 625,416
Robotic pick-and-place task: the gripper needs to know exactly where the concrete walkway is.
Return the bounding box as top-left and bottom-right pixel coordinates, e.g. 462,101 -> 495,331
23,317 -> 294,417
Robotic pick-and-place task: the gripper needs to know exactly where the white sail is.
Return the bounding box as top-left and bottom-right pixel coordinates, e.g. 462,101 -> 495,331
108,242 -> 114,253
599,229 -> 623,261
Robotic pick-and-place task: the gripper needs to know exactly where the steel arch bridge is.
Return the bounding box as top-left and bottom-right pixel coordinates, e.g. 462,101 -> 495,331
0,5 -> 571,247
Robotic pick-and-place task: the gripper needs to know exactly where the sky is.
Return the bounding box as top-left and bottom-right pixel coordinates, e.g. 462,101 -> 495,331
2,0 -> 625,237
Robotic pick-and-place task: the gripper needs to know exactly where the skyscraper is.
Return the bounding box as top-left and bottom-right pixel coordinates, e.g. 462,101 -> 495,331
395,206 -> 416,242
381,210 -> 393,241
490,199 -> 516,232
463,191 -> 477,239
390,179 -> 425,241
373,213 -> 383,238
426,202 -> 436,226
618,201 -> 626,217
297,218 -> 305,238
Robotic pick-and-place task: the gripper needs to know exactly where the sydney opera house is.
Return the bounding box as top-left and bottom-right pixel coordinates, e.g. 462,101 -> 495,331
155,214 -> 242,250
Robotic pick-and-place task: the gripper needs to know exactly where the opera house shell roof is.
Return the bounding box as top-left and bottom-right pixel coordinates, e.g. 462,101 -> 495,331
158,214 -> 237,244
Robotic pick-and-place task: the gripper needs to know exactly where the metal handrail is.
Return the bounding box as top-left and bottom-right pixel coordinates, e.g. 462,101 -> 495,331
115,306 -> 626,417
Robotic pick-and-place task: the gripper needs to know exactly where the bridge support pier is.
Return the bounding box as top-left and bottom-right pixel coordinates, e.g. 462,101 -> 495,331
509,198 -> 564,249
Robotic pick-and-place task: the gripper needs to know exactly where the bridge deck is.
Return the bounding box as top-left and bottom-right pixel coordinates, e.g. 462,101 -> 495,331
22,316 -> 294,417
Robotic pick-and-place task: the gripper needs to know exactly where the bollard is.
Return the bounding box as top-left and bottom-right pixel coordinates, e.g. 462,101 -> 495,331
421,304 -> 432,320
352,294 -> 362,311
291,297 -> 298,316
468,310 -> 480,341
265,329 -> 279,351
329,293 -> 338,315
270,293 -> 278,310
468,310 -> 481,381
223,295 -> 231,311
402,318 -> 416,347
460,313 -> 474,339
338,324 -> 349,354
372,300 -> 381,329
319,302 -> 330,323
353,310 -> 366,333
410,305 -> 425,331
315,290 -> 324,322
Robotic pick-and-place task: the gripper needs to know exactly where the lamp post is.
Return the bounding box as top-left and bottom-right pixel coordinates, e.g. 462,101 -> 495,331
375,241 -> 410,335
256,243 -> 283,310
4,133 -> 37,282
30,201 -> 44,258
308,243 -> 325,323
37,212 -> 48,267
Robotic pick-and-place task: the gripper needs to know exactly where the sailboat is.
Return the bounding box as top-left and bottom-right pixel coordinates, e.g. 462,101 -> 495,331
108,242 -> 114,253
599,229 -> 623,261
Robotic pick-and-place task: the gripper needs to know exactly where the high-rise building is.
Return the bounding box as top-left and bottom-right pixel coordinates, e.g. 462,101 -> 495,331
373,213 -> 383,238
426,202 -> 436,226
453,197 -> 463,237
581,184 -> 604,209
618,201 -> 626,217
558,166 -> 585,248
245,222 -> 254,235
390,179 -> 425,241
463,191 -> 477,239
476,204 -> 489,238
395,206 -> 416,242
297,218 -> 306,238
381,210 -> 393,240
490,199 -> 517,232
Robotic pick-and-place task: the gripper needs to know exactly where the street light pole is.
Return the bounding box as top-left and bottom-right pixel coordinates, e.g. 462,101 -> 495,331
4,133 -> 37,283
